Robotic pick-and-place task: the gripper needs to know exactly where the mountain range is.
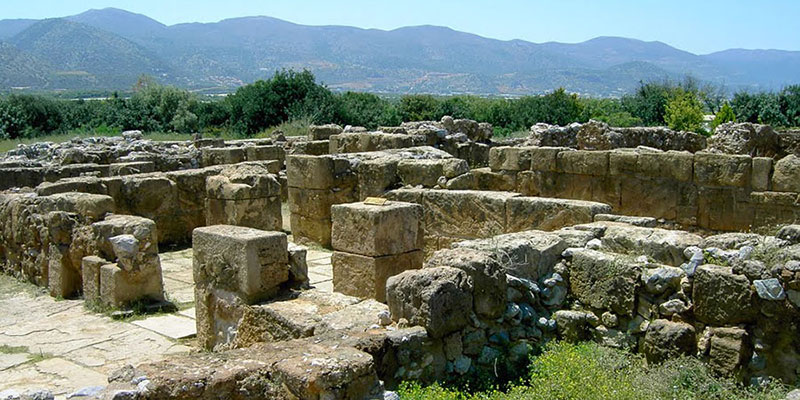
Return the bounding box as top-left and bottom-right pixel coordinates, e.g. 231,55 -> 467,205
0,8 -> 798,96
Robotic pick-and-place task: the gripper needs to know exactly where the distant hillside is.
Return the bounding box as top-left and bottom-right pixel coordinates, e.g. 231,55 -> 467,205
0,8 -> 798,95
8,18 -> 171,89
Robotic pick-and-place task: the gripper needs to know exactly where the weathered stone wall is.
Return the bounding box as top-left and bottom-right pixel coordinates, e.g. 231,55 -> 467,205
486,146 -> 800,231
30,160 -> 282,244
386,221 -> 800,385
385,188 -> 611,256
287,149 -> 609,249
286,147 -> 456,247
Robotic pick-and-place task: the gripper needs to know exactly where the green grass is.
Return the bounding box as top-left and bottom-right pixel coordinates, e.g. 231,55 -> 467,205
0,273 -> 46,299
398,342 -> 793,400
0,344 -> 28,354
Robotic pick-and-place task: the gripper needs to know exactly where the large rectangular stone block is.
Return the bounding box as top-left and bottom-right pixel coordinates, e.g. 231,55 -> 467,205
422,190 -> 518,239
355,159 -> 400,199
771,154 -> 800,193
288,187 -> 357,219
638,151 -> 694,182
397,159 -> 469,187
286,155 -> 354,190
489,147 -> 531,171
202,147 -> 246,167
205,197 -> 282,231
608,150 -> 638,176
557,150 -> 609,176
81,255 -> 106,303
99,263 -> 164,307
751,157 -> 772,191
569,249 -> 641,316
193,225 -> 289,302
245,145 -> 285,165
290,213 -> 332,248
529,147 -> 566,172
332,250 -> 423,302
694,152 -> 752,188
505,197 -> 611,233
331,202 -> 423,257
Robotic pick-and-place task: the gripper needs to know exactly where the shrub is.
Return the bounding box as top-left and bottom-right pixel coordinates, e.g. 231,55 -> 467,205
664,89 -> 705,133
711,102 -> 736,131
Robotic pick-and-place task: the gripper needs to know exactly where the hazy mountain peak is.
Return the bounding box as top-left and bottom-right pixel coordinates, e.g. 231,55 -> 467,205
67,7 -> 166,38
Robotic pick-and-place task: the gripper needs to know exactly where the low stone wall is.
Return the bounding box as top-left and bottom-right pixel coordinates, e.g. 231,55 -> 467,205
31,160 -> 282,244
286,147 -> 457,247
386,221 -> 800,385
287,149 -> 609,249
0,192 -> 167,303
485,146 -> 800,231
385,188 -> 611,256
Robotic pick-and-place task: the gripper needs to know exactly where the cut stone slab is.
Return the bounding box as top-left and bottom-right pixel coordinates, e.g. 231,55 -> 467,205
331,201 -> 423,257
132,314 -> 197,340
178,307 -> 196,319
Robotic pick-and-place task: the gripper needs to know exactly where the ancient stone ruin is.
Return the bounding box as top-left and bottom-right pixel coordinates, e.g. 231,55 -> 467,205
1,118 -> 799,398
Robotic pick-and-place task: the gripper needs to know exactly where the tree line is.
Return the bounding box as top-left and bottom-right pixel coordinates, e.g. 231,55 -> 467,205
1,70 -> 799,140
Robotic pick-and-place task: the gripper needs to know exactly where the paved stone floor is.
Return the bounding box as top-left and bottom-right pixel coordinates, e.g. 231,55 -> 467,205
0,221 -> 334,397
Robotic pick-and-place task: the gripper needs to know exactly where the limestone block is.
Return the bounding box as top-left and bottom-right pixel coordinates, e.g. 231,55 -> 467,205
201,147 -> 246,167
471,168 -> 518,192
557,150 -> 609,176
290,213 -> 332,248
708,327 -> 749,376
194,286 -> 247,350
693,264 -> 756,325
554,310 -> 591,342
568,249 -> 642,316
286,155 -> 353,190
772,154 -> 800,192
91,215 -> 159,262
355,158 -> 400,199
38,192 -> 114,222
308,124 -> 343,140
287,243 -> 309,288
331,202 -> 423,257
693,152 -> 752,188
489,147 -> 531,171
99,263 -> 164,307
397,159 -> 469,187
608,150 -> 638,176
505,196 -> 611,233
288,187 -> 357,219
109,162 -> 155,176
751,157 -> 773,191
36,177 -> 108,196
425,248 -> 506,319
245,145 -> 285,165
386,266 -> 473,338
641,319 -> 696,364
274,345 -> 380,400
455,230 -> 567,282
332,250 -> 423,302
422,190 -> 518,239
193,225 -> 289,302
619,177 -> 682,221
205,196 -> 282,231
208,163 -> 282,199
529,147 -> 566,172
637,151 -> 694,182
293,139 -> 330,156
598,222 -> 704,266
81,255 -> 106,303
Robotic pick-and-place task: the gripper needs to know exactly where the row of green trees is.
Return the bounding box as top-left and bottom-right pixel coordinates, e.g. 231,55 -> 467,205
1,70 -> 799,140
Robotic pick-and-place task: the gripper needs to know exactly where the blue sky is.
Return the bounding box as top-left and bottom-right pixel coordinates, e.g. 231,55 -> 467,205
1,0 -> 798,54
